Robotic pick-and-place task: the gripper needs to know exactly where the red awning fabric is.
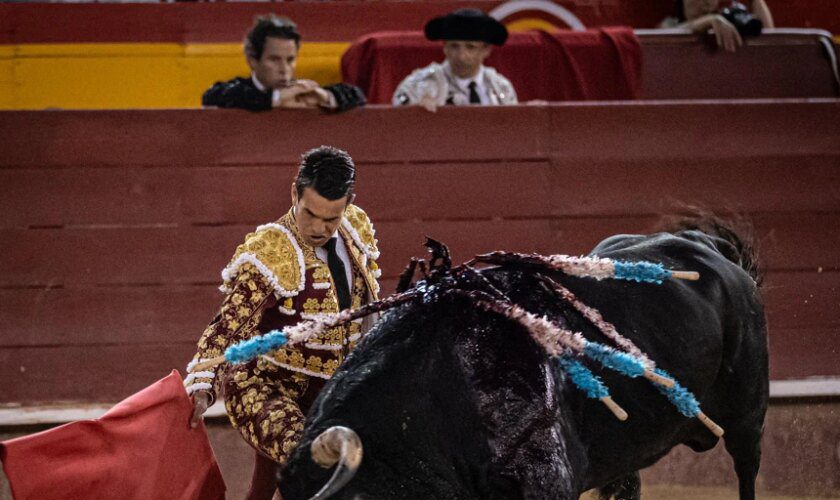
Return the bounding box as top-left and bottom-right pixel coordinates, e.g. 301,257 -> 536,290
1,370 -> 225,500
342,28 -> 642,104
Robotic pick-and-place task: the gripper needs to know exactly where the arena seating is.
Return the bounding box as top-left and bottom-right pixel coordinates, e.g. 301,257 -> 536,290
1,100 -> 838,405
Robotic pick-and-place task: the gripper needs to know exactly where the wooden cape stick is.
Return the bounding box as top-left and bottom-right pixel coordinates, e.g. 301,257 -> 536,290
671,271 -> 700,280
697,411 -> 725,437
193,354 -> 226,372
600,396 -> 629,421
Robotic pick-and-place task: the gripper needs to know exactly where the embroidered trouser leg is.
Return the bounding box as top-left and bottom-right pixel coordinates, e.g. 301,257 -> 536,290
224,361 -> 309,465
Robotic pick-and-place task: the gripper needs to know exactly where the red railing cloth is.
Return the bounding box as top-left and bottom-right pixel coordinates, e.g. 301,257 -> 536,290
342,27 -> 642,104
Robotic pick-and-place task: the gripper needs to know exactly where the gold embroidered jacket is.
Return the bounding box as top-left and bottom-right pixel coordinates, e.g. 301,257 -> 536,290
184,204 -> 381,402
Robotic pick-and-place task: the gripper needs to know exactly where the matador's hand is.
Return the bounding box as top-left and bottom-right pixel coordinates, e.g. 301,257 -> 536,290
190,390 -> 211,429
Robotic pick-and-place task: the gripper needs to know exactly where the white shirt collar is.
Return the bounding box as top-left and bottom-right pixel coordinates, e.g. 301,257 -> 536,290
313,231 -> 354,291
251,72 -> 269,92
453,66 -> 486,92
447,61 -> 489,104
253,72 -> 284,107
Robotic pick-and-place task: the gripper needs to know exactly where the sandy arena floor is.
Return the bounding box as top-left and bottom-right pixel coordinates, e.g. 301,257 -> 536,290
582,485 -> 840,500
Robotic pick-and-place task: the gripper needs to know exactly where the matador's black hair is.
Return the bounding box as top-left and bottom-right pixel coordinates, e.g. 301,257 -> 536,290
295,146 -> 356,201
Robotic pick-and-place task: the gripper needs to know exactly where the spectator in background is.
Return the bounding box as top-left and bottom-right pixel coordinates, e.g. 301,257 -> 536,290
661,0 -> 775,52
203,15 -> 365,112
393,9 -> 517,111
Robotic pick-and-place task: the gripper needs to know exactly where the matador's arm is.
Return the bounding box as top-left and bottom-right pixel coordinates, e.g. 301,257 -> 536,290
184,263 -> 275,404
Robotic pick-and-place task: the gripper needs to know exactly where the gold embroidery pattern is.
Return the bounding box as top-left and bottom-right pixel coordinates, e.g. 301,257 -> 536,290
223,372 -> 306,465
340,206 -> 381,301
343,204 -> 379,257
312,266 -> 332,284
283,211 -> 320,265
224,221 -> 303,295
188,264 -> 273,398
268,348 -> 344,376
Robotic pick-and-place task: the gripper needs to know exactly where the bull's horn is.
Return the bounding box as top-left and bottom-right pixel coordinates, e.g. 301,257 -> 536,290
308,426 -> 363,500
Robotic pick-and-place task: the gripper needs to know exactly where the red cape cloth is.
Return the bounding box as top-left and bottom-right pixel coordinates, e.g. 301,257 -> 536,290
1,370 -> 225,500
341,28 -> 642,104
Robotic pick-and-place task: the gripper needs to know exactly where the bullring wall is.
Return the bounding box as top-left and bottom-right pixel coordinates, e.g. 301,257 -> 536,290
1,101 -> 838,404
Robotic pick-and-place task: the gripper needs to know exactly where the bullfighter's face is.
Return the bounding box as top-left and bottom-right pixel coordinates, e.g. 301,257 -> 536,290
291,185 -> 351,248
443,40 -> 491,79
247,36 -> 298,89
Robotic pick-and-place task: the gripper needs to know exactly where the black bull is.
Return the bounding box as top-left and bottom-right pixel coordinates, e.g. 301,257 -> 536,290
280,227 -> 769,499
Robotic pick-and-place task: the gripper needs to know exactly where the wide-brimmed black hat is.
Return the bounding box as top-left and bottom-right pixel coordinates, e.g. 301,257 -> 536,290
424,8 -> 508,46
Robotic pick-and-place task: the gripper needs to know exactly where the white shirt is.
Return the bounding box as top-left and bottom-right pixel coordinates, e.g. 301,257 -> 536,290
251,72 -> 282,106
454,66 -> 489,104
314,231 -> 354,294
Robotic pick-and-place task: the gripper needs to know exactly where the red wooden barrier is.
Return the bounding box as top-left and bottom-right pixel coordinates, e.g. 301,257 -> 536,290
1,102 -> 838,403
1,1 -> 837,44
638,29 -> 839,99
0,2 -> 673,44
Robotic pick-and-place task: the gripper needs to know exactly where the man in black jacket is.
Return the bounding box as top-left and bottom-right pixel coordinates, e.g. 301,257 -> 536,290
202,15 -> 365,112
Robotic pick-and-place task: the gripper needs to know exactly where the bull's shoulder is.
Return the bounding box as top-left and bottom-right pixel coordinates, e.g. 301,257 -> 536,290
590,231 -> 755,296
591,232 -> 722,263
673,229 -> 742,266
589,233 -> 652,256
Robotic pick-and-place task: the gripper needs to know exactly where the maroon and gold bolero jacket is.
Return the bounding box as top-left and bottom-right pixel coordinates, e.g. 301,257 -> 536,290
184,204 -> 381,402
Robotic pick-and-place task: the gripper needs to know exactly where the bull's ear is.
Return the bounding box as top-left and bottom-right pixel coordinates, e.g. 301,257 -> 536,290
396,258 -> 421,293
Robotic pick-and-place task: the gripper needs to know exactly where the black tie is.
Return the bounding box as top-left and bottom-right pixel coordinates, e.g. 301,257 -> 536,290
468,81 -> 481,104
324,238 -> 351,311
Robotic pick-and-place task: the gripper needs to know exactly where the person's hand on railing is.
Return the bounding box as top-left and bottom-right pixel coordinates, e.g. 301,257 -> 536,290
418,94 -> 438,113
686,14 -> 743,52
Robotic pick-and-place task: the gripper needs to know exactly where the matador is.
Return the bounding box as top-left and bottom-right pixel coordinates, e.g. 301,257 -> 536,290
184,146 -> 380,499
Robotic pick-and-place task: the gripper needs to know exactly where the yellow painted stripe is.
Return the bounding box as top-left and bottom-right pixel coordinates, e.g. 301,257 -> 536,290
10,43 -> 186,57
0,42 -> 350,110
506,19 -> 562,33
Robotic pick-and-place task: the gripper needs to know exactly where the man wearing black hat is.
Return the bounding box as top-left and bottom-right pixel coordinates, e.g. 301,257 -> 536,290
392,9 -> 517,109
